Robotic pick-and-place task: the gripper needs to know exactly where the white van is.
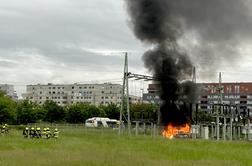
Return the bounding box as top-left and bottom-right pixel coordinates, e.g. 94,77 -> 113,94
85,117 -> 120,128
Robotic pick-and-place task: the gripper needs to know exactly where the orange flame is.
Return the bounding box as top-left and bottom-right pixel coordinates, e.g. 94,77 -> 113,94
162,123 -> 191,139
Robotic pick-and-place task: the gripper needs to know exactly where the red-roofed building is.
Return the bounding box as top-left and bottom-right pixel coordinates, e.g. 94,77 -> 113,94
199,82 -> 252,112
144,82 -> 252,114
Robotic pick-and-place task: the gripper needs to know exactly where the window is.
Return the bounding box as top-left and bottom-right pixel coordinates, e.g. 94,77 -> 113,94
53,91 -> 55,94
72,86 -> 74,89
53,87 -> 55,89
235,85 -> 240,93
226,86 -> 232,93
201,106 -> 207,109
240,101 -> 247,104
39,97 -> 42,99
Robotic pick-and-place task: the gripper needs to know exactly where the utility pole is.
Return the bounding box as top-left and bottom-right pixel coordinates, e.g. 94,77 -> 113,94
119,53 -> 131,135
216,72 -> 223,140
192,66 -> 196,83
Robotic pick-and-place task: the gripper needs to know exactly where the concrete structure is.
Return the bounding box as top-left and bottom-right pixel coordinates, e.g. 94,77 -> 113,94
22,83 -> 123,106
129,95 -> 142,104
143,82 -> 252,113
143,83 -> 161,105
0,84 -> 18,100
199,82 -> 252,113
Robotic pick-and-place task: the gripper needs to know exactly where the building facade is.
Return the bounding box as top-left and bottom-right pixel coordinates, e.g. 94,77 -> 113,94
22,83 -> 123,106
143,82 -> 252,114
0,84 -> 18,100
143,83 -> 161,105
199,82 -> 252,112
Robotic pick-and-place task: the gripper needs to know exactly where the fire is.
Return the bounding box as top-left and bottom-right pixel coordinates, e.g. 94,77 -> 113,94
162,123 -> 191,139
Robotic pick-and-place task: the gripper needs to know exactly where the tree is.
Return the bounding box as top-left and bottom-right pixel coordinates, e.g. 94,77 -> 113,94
99,103 -> 120,119
43,100 -> 66,123
16,100 -> 45,124
66,103 -> 88,123
0,92 -> 16,124
130,103 -> 158,121
17,100 -> 36,124
197,109 -> 213,123
86,105 -> 106,118
66,103 -> 107,123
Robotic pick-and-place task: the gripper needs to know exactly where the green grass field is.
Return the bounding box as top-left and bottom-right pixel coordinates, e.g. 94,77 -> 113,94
0,128 -> 251,166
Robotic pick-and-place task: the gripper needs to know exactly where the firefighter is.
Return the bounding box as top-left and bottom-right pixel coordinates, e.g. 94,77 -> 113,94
42,128 -> 47,139
29,127 -> 35,138
2,125 -> 6,134
53,128 -> 59,139
46,128 -> 51,139
36,127 -> 41,138
4,124 -> 8,133
23,127 -> 29,138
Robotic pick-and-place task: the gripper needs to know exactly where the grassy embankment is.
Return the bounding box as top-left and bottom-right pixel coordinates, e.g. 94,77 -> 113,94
0,127 -> 251,166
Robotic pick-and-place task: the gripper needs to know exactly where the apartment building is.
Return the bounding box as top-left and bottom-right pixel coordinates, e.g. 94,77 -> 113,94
199,82 -> 252,112
143,82 -> 252,114
0,84 -> 18,100
22,83 -> 123,106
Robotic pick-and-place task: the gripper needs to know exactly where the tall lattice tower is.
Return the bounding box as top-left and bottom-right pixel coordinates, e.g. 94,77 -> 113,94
119,53 -> 131,134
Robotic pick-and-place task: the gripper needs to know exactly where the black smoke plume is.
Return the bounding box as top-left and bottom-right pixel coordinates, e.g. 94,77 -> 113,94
125,0 -> 251,125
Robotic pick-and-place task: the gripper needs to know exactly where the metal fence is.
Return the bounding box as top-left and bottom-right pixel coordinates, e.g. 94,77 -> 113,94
17,122 -> 251,141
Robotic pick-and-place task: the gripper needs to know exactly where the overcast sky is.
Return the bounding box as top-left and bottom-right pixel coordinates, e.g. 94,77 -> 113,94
1,0 -> 252,97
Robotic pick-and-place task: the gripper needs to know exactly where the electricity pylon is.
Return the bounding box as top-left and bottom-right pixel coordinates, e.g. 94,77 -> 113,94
119,53 -> 131,134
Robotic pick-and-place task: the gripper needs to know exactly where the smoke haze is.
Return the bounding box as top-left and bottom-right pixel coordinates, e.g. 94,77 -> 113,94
125,0 -> 252,125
